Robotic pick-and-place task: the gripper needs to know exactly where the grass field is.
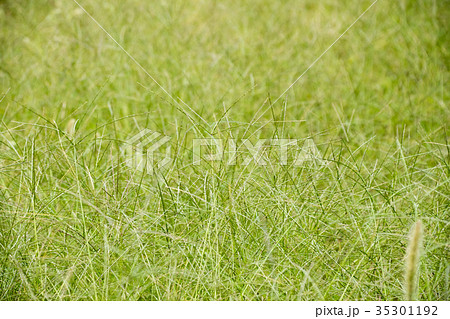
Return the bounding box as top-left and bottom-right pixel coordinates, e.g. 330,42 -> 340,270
0,0 -> 449,300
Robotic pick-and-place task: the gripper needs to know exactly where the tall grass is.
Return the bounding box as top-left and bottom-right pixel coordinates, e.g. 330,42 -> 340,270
0,0 -> 449,300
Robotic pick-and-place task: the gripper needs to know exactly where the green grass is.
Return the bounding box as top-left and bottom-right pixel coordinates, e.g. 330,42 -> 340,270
0,0 -> 449,300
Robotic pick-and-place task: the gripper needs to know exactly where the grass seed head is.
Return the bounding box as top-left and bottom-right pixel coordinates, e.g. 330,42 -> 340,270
404,220 -> 423,301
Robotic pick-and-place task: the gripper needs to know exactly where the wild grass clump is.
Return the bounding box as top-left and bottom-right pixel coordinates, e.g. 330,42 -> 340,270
0,0 -> 448,300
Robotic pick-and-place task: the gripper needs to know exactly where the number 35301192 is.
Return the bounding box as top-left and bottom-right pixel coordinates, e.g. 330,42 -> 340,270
375,305 -> 438,316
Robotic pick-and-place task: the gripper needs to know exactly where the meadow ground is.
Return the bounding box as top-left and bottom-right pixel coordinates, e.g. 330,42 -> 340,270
0,0 -> 448,300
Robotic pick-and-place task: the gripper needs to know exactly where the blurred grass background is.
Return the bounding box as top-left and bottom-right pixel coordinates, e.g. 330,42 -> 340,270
0,0 -> 448,300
